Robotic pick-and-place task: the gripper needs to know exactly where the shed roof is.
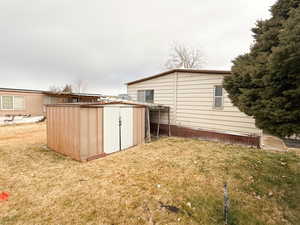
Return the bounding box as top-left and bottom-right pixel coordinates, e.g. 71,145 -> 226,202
44,91 -> 103,99
46,100 -> 168,110
46,101 -> 144,108
126,69 -> 231,85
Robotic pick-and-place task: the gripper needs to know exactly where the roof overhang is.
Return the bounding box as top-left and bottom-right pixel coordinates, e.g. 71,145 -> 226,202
126,69 -> 231,85
0,87 -> 103,99
44,92 -> 102,99
0,87 -> 44,94
45,101 -> 147,108
45,100 -> 168,110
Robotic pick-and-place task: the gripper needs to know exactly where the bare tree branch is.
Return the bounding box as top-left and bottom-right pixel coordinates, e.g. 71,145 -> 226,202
48,85 -> 61,93
165,43 -> 205,69
49,84 -> 73,93
73,79 -> 88,93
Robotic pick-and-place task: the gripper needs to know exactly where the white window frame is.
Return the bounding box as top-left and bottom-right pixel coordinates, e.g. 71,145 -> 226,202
137,90 -> 145,102
1,95 -> 14,110
13,96 -> 25,110
0,95 -> 25,111
137,90 -> 154,103
213,86 -> 224,109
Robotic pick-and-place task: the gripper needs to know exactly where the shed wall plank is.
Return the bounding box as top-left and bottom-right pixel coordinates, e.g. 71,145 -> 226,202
79,107 -> 103,160
46,106 -> 81,161
133,107 -> 145,145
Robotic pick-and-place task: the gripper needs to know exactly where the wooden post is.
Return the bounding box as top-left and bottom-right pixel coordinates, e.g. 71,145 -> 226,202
157,109 -> 160,137
224,182 -> 229,225
146,107 -> 151,142
168,107 -> 171,136
119,115 -> 122,151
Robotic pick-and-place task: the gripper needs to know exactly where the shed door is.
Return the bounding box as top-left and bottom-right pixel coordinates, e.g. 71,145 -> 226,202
120,107 -> 133,149
103,107 -> 120,154
103,107 -> 134,154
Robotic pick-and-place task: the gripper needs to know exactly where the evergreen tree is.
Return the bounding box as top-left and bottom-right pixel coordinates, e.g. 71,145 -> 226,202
224,0 -> 300,137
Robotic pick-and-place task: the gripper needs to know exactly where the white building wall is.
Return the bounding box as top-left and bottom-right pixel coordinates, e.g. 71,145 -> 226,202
127,71 -> 262,136
127,73 -> 175,124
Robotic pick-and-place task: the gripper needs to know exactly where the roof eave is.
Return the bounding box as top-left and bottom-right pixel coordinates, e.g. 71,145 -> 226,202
125,69 -> 231,85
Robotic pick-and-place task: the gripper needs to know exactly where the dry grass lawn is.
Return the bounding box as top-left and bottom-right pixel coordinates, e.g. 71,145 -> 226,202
0,123 -> 300,225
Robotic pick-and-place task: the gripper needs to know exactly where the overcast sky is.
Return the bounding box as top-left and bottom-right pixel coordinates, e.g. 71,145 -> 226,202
0,0 -> 276,95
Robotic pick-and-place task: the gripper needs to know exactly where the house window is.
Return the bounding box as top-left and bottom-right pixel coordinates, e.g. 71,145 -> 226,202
14,96 -> 25,110
137,90 -> 154,103
0,96 -> 25,110
1,96 -> 13,110
137,90 -> 144,102
213,86 -> 223,108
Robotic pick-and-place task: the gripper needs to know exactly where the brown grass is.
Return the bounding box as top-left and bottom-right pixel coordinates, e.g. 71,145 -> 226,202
0,123 -> 299,225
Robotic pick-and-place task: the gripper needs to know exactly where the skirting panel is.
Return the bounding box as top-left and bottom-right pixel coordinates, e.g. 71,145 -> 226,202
151,123 -> 261,148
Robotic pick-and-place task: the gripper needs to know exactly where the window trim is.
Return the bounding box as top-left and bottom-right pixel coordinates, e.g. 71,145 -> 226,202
0,95 -> 25,111
137,90 -> 145,102
137,89 -> 154,103
13,96 -> 26,110
213,86 -> 224,110
1,95 -> 14,110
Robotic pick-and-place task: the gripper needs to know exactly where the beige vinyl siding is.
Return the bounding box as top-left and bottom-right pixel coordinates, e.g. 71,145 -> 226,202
127,73 -> 175,124
127,71 -> 262,136
175,72 -> 261,136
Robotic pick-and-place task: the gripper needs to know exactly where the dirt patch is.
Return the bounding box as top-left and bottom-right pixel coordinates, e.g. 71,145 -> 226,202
262,135 -> 288,151
0,129 -> 43,141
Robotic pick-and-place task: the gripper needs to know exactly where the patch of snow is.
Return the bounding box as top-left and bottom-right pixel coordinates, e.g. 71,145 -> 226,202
0,116 -> 45,126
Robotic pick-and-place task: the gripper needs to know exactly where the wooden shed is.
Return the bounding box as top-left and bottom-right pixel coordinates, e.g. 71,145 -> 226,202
46,102 -> 145,161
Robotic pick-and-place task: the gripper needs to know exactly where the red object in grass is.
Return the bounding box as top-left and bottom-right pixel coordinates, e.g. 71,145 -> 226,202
0,192 -> 9,201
